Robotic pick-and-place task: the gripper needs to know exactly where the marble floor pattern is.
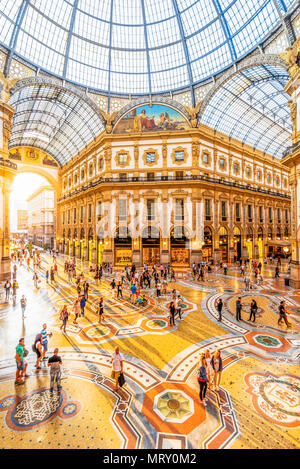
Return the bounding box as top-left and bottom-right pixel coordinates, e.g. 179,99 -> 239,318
0,256 -> 299,449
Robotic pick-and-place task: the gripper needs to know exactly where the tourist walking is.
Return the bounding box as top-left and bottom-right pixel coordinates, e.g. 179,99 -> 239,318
4,280 -> 11,301
60,305 -> 69,333
15,338 -> 28,385
20,295 -> 27,318
80,295 -> 86,317
33,333 -> 43,370
249,299 -> 258,323
98,297 -> 104,323
198,356 -> 208,406
73,298 -> 80,325
111,346 -> 124,391
216,298 -> 223,322
278,300 -> 291,328
211,350 -> 223,391
236,297 -> 242,321
48,348 -> 62,392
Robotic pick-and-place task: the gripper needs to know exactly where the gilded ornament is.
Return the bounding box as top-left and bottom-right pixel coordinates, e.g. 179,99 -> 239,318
280,37 -> 300,78
184,101 -> 202,127
99,109 -> 118,133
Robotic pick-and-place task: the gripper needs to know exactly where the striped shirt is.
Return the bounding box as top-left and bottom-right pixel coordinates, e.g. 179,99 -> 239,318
41,329 -> 48,345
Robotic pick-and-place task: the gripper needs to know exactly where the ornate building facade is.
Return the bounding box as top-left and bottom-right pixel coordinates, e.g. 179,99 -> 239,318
57,108 -> 291,268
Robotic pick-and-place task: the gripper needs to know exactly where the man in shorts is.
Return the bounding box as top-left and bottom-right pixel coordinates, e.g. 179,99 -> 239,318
15,338 -> 28,385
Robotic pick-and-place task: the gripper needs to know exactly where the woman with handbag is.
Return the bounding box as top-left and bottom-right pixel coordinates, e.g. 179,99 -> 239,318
111,347 -> 123,391
198,356 -> 208,406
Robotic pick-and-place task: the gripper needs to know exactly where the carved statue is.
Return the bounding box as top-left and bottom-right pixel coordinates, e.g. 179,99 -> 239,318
184,101 -> 202,127
0,72 -> 19,103
280,37 -> 300,78
99,109 -> 118,133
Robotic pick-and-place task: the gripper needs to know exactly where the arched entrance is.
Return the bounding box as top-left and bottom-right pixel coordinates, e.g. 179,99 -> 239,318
114,226 -> 132,266
233,227 -> 241,260
246,227 -> 253,259
218,227 -> 228,261
202,226 -> 213,262
257,227 -> 264,258
170,226 -> 190,267
142,226 -> 160,266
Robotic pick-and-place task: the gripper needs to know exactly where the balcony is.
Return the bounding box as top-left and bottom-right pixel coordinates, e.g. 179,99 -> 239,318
58,174 -> 291,202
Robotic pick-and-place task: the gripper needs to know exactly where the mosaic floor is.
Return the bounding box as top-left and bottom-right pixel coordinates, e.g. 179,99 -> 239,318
0,256 -> 299,449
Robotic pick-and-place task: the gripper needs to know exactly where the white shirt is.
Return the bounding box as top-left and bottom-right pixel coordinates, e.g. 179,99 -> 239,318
112,352 -> 123,372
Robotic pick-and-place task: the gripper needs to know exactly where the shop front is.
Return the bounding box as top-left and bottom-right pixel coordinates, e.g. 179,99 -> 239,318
88,228 -> 93,265
202,226 -> 213,262
142,226 -> 160,266
72,229 -> 77,257
114,227 -> 132,266
233,226 -> 241,261
80,228 -> 85,263
170,226 -> 190,267
219,227 -> 228,261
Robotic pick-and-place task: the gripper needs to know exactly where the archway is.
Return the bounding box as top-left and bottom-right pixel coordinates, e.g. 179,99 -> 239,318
257,227 -> 264,259
170,226 -> 190,267
202,226 -> 213,262
218,227 -> 228,261
233,226 -> 241,261
142,226 -> 160,266
114,226 -> 132,266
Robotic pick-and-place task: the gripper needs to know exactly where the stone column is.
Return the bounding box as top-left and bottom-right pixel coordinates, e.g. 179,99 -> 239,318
281,44 -> 300,286
0,102 -> 16,280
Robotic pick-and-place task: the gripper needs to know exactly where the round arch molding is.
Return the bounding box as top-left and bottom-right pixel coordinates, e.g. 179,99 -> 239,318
112,96 -> 191,132
198,54 -> 289,118
15,164 -> 58,191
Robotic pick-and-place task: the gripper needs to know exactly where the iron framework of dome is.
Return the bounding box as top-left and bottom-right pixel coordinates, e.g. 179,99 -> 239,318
0,0 -> 298,96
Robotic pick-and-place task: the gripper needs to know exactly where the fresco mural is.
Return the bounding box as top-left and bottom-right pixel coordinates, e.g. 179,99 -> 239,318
113,104 -> 190,134
8,148 -> 58,167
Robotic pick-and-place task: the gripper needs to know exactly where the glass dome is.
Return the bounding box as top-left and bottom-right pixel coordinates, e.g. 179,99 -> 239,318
0,0 -> 296,96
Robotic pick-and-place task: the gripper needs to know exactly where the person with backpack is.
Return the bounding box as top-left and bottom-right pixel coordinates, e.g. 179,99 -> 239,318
198,356 -> 209,406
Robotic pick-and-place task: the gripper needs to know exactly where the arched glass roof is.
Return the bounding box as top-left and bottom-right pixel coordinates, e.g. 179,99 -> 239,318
0,0 -> 297,96
8,81 -> 104,165
200,64 -> 292,158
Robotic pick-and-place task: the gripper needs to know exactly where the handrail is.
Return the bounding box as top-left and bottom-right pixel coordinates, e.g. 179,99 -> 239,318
0,158 -> 17,170
59,174 -> 291,202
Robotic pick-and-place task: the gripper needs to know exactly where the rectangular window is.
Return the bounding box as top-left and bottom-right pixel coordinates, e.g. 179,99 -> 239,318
235,203 -> 240,221
62,212 -> 65,225
221,201 -> 226,220
269,207 -> 272,221
220,158 -> 225,169
118,199 -> 127,222
147,199 -> 155,221
119,173 -> 127,181
97,201 -> 102,221
175,199 -> 184,221
277,208 -> 281,222
285,209 -> 288,223
248,205 -> 252,221
205,199 -> 211,220
73,208 -> 76,223
118,154 -> 128,164
203,153 -> 209,164
80,206 -> 83,223
146,152 -> 156,163
175,150 -> 184,161
259,206 -> 263,222
88,204 -> 92,222
67,210 -> 70,224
